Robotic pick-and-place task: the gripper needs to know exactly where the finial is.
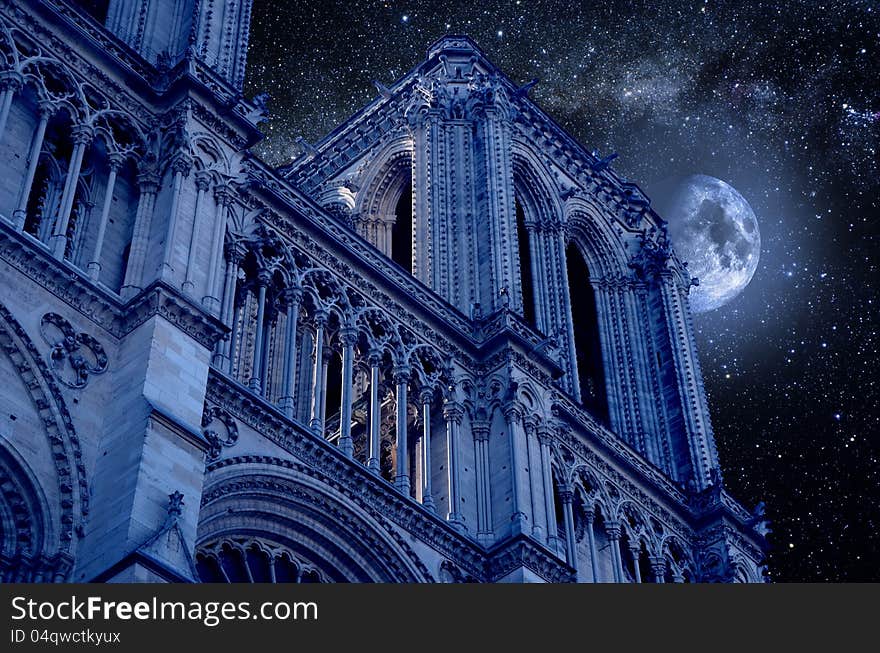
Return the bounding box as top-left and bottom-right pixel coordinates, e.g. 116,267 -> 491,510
167,491 -> 184,521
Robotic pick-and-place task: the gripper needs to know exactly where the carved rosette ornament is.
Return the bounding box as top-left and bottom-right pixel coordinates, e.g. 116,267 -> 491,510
201,405 -> 240,460
39,313 -> 108,389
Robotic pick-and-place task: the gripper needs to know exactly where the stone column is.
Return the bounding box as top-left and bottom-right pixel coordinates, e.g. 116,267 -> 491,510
418,388 -> 436,512
584,508 -> 600,583
629,540 -> 643,583
337,326 -> 357,457
605,520 -> 624,583
278,288 -> 303,418
443,400 -> 464,529
538,427 -> 561,553
650,557 -> 667,584
182,170 -> 212,292
367,349 -> 382,473
87,152 -> 125,281
247,269 -> 271,394
393,365 -> 411,495
524,222 -> 546,331
50,124 -> 93,259
472,419 -> 492,542
559,488 -> 577,571
318,347 -> 331,431
502,404 -> 527,534
13,102 -> 51,230
160,155 -> 192,276
0,73 -> 21,144
203,184 -> 232,314
658,270 -> 719,490
309,311 -> 328,434
524,419 -> 544,541
556,228 -> 582,403
218,241 -> 244,371
121,160 -> 161,299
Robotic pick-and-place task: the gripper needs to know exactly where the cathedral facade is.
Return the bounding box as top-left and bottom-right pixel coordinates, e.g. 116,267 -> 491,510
0,0 -> 767,583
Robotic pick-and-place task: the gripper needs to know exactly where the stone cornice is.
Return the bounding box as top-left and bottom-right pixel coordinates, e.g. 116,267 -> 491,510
0,223 -> 227,349
486,535 -> 574,583
121,282 -> 228,349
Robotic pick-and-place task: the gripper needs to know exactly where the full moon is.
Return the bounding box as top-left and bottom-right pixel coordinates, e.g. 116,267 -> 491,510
658,175 -> 761,313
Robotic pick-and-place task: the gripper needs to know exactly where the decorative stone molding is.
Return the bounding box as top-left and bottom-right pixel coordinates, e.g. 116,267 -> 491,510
0,303 -> 89,550
486,537 -> 574,583
39,313 -> 108,389
0,226 -> 227,350
201,406 -> 239,461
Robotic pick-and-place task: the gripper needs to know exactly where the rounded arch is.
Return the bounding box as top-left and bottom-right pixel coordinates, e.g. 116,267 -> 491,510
200,457 -> 433,582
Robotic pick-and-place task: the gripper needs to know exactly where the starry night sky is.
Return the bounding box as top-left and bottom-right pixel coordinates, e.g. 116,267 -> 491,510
243,0 -> 879,581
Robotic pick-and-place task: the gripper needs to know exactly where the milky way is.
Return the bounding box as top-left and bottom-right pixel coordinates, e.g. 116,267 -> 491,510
244,0 -> 880,581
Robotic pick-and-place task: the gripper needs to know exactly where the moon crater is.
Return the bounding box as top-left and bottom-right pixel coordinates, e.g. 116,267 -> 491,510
662,175 -> 761,313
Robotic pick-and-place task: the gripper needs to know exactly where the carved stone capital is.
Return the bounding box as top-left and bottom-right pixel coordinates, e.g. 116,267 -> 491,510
582,507 -> 595,524
339,325 -> 358,347
312,308 -> 329,327
194,170 -> 212,192
71,123 -> 94,146
224,240 -> 247,265
137,169 -> 160,193
442,401 -> 464,424
255,268 -> 273,287
105,151 -> 127,171
214,183 -> 234,206
502,401 -> 523,425
471,419 -> 490,442
536,426 -> 554,447
604,521 -> 622,540
281,286 -> 304,308
0,70 -> 23,92
171,154 -> 193,177
368,349 -> 383,367
418,387 -> 435,405
649,557 -> 667,577
393,364 -> 411,384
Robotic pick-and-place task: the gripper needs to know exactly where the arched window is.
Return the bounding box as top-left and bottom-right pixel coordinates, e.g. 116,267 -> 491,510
391,181 -> 412,273
566,242 -> 609,425
515,198 -> 536,327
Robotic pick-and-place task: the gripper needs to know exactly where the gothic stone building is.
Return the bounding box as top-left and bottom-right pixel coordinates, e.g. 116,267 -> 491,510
0,0 -> 767,583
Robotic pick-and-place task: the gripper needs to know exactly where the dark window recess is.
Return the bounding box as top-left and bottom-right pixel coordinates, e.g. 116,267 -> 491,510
391,182 -> 413,273
566,242 -> 609,425
515,199 -> 536,327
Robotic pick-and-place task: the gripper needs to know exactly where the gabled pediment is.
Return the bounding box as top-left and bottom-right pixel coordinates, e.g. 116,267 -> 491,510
278,35 -> 659,238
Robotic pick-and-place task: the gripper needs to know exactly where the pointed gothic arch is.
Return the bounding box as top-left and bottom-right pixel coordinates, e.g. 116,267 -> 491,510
565,241 -> 610,424
352,136 -> 414,270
